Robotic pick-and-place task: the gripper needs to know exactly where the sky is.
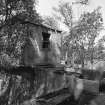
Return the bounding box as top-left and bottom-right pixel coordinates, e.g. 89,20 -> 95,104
37,0 -> 105,38
37,0 -> 105,20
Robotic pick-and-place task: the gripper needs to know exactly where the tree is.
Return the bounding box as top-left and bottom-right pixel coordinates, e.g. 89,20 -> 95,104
78,7 -> 103,65
53,1 -> 73,29
0,0 -> 42,104
0,0 -> 42,65
94,38 -> 105,60
53,2 -> 74,65
53,1 -> 103,68
70,7 -> 103,67
43,16 -> 59,30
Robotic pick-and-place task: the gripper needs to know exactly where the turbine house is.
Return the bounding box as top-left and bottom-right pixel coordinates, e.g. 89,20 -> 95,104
21,23 -> 62,67
20,23 -> 66,97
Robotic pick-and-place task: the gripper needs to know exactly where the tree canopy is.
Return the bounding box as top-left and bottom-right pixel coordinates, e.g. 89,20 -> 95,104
0,0 -> 42,66
42,16 -> 59,30
0,1 -> 43,104
53,1 -> 104,67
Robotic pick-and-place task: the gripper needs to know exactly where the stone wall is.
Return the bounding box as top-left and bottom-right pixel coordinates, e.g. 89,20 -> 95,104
20,24 -> 64,96
21,24 -> 61,67
34,69 -> 65,97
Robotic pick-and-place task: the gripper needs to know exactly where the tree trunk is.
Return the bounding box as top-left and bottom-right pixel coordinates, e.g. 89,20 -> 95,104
80,44 -> 85,68
90,47 -> 94,69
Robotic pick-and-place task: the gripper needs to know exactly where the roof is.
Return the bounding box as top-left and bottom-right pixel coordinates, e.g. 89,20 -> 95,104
27,22 -> 62,33
0,16 -> 62,33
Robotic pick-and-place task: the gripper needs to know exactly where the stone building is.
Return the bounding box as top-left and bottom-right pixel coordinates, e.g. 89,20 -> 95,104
20,23 -> 65,95
21,23 -> 62,67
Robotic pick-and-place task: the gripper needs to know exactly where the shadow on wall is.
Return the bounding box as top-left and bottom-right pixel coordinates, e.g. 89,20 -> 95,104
22,32 -> 61,67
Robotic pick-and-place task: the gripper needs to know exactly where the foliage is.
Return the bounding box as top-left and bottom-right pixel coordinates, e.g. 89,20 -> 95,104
94,42 -> 105,60
98,35 -> 105,45
43,16 -> 59,30
53,1 -> 103,66
53,1 -> 73,28
78,7 -> 103,63
0,0 -> 42,105
0,0 -> 42,66
0,73 -> 33,105
64,7 -> 103,66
